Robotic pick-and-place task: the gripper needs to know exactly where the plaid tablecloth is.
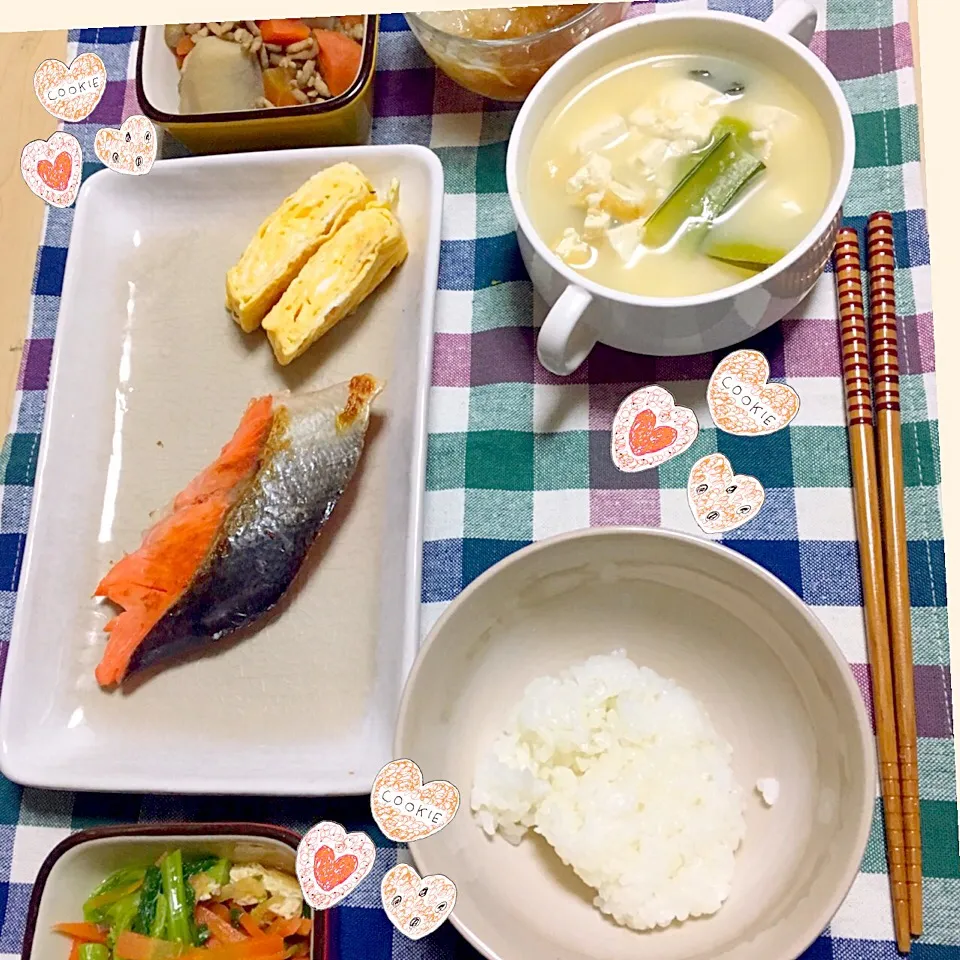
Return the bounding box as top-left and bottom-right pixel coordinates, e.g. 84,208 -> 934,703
1,1 -> 955,957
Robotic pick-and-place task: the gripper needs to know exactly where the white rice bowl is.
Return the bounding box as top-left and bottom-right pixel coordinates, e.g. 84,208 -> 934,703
470,651 -> 746,932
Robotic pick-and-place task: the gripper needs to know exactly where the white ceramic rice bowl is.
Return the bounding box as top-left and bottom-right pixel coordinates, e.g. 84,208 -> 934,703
395,527 -> 874,960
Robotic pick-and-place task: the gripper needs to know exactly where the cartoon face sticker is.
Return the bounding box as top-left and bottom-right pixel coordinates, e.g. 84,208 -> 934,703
94,115 -> 157,176
381,864 -> 457,941
687,453 -> 765,535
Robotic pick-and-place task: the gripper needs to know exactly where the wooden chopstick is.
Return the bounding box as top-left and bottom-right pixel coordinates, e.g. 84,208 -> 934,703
866,211 -> 923,937
834,227 -> 911,954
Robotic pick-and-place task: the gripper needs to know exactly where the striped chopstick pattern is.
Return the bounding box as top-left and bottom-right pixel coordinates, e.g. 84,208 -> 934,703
866,211 -> 923,937
834,226 -> 911,953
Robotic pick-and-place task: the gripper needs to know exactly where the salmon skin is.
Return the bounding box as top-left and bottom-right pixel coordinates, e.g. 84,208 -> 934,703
94,374 -> 381,687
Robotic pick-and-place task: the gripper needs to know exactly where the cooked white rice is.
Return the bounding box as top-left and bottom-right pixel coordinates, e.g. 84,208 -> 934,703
470,651 -> 746,931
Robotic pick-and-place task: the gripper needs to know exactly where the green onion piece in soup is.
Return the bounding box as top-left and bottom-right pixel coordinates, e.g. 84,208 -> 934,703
704,246 -> 787,273
644,132 -> 765,249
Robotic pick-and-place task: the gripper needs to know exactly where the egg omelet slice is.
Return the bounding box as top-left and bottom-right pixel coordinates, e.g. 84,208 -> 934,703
262,200 -> 408,366
226,161 -> 378,333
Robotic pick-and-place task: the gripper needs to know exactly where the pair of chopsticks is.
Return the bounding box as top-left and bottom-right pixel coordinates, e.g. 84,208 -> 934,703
834,216 -> 922,953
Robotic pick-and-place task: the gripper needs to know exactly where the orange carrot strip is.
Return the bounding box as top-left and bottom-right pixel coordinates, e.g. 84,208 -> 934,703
238,914 -> 265,939
175,35 -> 194,58
115,932 -> 185,960
180,935 -> 284,960
296,920 -> 311,938
312,29 -> 362,97
195,905 -> 247,945
264,919 -> 299,939
68,939 -> 81,960
259,19 -> 310,45
53,924 -> 108,943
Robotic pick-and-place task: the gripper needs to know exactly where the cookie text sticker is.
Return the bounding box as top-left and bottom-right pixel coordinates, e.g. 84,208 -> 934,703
296,820 -> 376,911
382,863 -> 457,941
34,53 -> 106,122
687,453 -> 765,534
611,385 -> 699,473
371,759 -> 460,843
707,349 -> 800,436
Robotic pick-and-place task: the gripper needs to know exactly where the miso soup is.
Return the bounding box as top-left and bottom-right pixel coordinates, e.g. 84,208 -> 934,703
526,50 -> 833,298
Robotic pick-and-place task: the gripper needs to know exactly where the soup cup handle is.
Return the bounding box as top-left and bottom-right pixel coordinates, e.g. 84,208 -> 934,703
764,0 -> 817,47
537,285 -> 596,376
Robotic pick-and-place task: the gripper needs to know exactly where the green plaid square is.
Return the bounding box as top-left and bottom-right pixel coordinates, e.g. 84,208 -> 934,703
464,487 -> 533,539
901,421 -> 940,487
472,282 -> 534,332
791,427 -> 852,487
853,106 -> 921,168
910,608 -> 951,666
469,383 -> 534,431
893,266 -> 918,321
841,73 -> 899,116
0,433 -> 39,486
919,736 -> 958,801
847,165 -> 906,217
475,193 -> 518,239
426,432 -> 467,491
534,431 -> 590,490
433,146 -> 477,193
904,486 -> 943,540
826,0 -> 894,30
900,375 -> 930,425
465,430 -> 534,490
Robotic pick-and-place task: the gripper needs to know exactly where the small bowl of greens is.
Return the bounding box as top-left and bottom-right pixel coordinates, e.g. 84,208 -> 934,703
20,824 -> 327,960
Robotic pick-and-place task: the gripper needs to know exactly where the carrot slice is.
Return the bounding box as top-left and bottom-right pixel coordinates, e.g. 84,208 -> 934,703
53,924 -> 108,943
261,68 -> 299,108
195,905 -> 247,944
238,914 -> 265,939
180,935 -> 284,960
312,29 -> 362,97
175,35 -> 194,58
296,920 -> 311,938
259,20 -> 310,45
115,932 -> 184,960
264,919 -> 299,939
68,939 -> 81,960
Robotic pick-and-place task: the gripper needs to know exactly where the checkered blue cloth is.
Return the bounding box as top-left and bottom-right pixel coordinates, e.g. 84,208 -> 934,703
0,2 -> 956,959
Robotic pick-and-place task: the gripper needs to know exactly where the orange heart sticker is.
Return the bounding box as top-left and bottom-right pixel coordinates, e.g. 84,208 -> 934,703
313,847 -> 358,892
37,152 -> 72,191
611,385 -> 699,473
296,821 -> 375,911
20,132 -> 83,208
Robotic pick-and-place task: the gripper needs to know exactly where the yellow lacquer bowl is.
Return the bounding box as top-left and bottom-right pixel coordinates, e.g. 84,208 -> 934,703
136,17 -> 378,154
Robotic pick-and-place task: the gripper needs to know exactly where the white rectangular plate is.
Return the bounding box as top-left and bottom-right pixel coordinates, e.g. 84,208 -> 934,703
0,144 -> 442,795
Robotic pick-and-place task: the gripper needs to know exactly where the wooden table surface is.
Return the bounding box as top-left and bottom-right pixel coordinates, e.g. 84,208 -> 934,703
0,6 -> 925,436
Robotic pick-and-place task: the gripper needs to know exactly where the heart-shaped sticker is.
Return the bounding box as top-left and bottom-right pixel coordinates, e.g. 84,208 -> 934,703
34,54 -> 106,122
687,453 -> 765,535
381,863 -> 457,941
94,115 -> 157,176
371,759 -> 460,843
611,385 -> 699,473
707,349 -> 800,436
296,821 -> 376,911
20,132 -> 82,208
